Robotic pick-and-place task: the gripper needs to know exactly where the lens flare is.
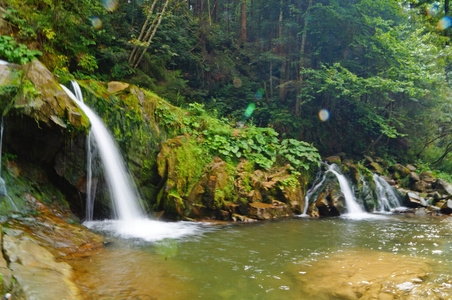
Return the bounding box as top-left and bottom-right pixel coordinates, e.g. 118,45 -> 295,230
319,109 -> 330,122
103,0 -> 118,12
426,5 -> 439,18
90,17 -> 102,29
437,17 -> 452,30
233,78 -> 242,88
244,103 -> 256,118
255,88 -> 264,100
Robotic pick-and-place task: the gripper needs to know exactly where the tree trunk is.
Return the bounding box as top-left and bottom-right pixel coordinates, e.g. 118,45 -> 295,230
295,0 -> 313,116
278,0 -> 286,102
239,0 -> 247,44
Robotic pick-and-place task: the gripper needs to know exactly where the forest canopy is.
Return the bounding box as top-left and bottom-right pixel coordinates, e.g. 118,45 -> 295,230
1,0 -> 452,176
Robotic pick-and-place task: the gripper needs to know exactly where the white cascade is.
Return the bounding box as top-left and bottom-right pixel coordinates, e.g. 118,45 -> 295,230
0,118 -> 17,210
61,81 -> 205,242
302,164 -> 366,217
328,164 -> 364,215
301,169 -> 326,216
373,174 -> 401,211
61,82 -> 144,221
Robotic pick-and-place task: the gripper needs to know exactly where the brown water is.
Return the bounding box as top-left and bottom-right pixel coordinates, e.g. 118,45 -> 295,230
69,215 -> 452,299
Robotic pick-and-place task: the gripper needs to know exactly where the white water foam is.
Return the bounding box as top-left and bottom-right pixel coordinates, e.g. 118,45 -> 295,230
0,60 -> 8,65
84,219 -> 213,242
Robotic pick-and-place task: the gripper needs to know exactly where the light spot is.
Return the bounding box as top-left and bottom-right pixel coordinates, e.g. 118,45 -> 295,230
233,78 -> 242,88
90,17 -> 102,29
103,0 -> 119,12
244,103 -> 256,118
318,109 -> 329,121
437,17 -> 452,30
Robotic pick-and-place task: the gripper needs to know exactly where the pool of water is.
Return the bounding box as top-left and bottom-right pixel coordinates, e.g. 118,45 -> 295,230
70,214 -> 452,299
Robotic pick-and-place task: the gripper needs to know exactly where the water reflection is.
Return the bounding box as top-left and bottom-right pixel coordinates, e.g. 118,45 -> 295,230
68,215 -> 452,299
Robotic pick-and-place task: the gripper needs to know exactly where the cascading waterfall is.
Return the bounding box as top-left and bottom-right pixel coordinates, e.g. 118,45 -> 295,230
301,168 -> 326,216
0,118 -> 17,210
303,163 -> 365,217
62,82 -> 144,221
328,164 -> 365,215
61,81 -> 205,242
373,174 -> 401,211
85,131 -> 98,221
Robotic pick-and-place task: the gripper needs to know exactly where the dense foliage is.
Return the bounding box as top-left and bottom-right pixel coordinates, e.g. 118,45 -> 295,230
1,0 -> 452,175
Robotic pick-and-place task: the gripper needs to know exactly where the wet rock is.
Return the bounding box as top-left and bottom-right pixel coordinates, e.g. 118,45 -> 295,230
248,201 -> 290,220
382,175 -> 396,186
368,162 -> 383,174
440,200 -> 452,215
406,164 -> 417,172
323,156 -> 341,165
15,60 -> 88,129
3,234 -> 82,299
405,191 -> 427,208
413,180 -> 430,192
410,172 -> 420,183
6,195 -> 103,258
5,161 -> 20,178
435,178 -> 452,197
389,163 -> 410,179
420,171 -> 435,183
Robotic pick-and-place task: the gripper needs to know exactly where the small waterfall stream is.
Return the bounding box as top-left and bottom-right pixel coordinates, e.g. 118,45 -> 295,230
373,174 -> 401,211
0,118 -> 17,210
302,163 -> 408,218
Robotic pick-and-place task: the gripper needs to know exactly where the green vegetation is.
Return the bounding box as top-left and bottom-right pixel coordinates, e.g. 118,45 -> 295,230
0,35 -> 42,64
1,0 -> 452,179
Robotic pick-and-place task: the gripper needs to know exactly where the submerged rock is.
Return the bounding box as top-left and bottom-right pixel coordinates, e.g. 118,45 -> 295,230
290,250 -> 435,299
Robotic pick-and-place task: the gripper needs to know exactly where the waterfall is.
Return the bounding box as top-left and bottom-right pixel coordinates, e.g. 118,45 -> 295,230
0,118 -> 17,210
373,174 -> 401,211
303,163 -> 365,217
61,82 -> 144,221
301,168 -> 326,216
328,164 -> 364,215
85,131 -> 99,221
61,81 -> 206,242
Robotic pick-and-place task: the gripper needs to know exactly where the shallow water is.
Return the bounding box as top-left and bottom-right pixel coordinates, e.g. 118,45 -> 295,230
71,215 -> 452,299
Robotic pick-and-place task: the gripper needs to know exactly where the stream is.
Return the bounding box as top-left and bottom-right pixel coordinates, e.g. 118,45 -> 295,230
69,214 -> 452,299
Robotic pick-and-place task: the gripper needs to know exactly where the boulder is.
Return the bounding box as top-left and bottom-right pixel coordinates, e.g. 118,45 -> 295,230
389,163 -> 410,178
405,191 -> 427,208
413,180 -> 430,192
409,172 -> 420,183
406,164 -> 417,172
440,200 -> 452,215
324,156 -> 341,165
420,171 -> 435,183
435,178 -> 452,197
14,60 -> 88,129
3,234 -> 82,299
248,201 -> 290,220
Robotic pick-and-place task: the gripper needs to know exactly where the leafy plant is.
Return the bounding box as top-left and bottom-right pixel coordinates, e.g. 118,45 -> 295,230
278,139 -> 321,171
0,35 -> 42,64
